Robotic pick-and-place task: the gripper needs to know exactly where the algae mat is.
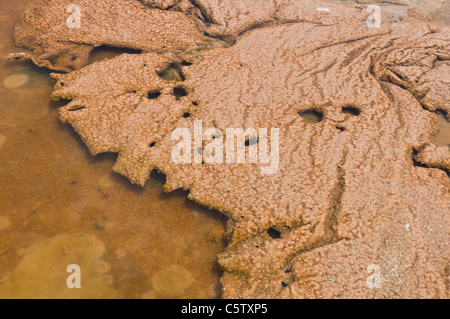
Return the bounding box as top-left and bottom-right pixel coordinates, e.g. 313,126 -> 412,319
4,0 -> 450,298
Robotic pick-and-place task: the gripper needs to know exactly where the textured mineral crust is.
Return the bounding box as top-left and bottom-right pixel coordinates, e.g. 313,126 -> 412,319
11,0 -> 450,298
8,0 -> 212,72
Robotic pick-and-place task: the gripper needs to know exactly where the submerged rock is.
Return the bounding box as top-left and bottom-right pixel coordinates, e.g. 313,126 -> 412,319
0,235 -> 118,298
3,73 -> 29,89
150,264 -> 194,297
10,0 -> 450,298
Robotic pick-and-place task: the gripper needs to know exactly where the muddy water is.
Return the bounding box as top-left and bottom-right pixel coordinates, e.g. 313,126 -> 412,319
0,0 -> 226,299
0,0 -> 449,299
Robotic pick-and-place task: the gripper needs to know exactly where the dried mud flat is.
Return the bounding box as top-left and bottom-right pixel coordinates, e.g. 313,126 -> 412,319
6,0 -> 450,298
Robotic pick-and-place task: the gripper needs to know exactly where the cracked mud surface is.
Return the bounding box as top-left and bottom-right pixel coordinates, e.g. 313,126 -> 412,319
5,0 -> 450,298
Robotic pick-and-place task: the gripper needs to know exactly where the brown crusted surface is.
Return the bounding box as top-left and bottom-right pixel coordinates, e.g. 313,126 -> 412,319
8,0 -> 211,72
13,0 -> 450,298
415,144 -> 450,170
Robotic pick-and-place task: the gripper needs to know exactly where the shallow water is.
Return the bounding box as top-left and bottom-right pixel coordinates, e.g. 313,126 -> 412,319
0,0 -> 449,299
0,0 -> 226,299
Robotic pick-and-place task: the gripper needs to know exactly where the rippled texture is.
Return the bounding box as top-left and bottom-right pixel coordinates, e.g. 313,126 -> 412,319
1,0 -> 449,299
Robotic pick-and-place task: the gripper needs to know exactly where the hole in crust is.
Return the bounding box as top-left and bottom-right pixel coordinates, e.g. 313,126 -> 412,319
182,112 -> 191,118
67,105 -> 85,112
147,91 -> 161,99
298,109 -> 323,123
149,142 -> 156,148
245,137 -> 258,146
336,126 -> 345,131
342,106 -> 361,116
267,227 -> 281,239
158,63 -> 185,81
88,45 -> 142,64
173,87 -> 188,100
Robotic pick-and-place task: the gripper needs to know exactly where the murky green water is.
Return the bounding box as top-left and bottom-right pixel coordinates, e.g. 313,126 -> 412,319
0,0 -> 226,299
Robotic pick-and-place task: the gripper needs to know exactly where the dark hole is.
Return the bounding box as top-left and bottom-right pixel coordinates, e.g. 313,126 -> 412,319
342,106 -> 360,116
298,109 -> 323,123
284,268 -> 291,274
281,282 -> 288,287
395,72 -> 405,81
88,45 -> 142,64
198,8 -> 212,24
245,137 -> 258,146
60,82 -> 65,86
147,91 -> 161,99
267,227 -> 281,239
68,106 -> 85,112
416,91 -> 427,100
192,101 -> 198,106
173,87 -> 188,100
336,126 -> 345,131
182,112 -> 191,118
158,63 -> 185,81
181,60 -> 193,66
149,142 -> 156,148
71,56 -> 77,62
150,169 -> 167,184
127,90 -> 137,94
